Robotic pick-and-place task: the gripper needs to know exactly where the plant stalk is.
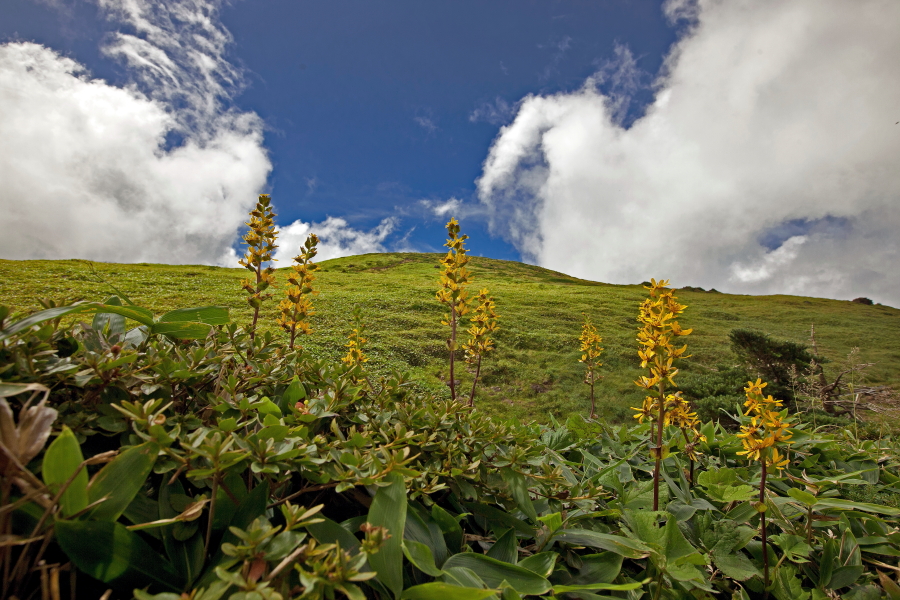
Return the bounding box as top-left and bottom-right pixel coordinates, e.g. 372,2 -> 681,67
760,461 -> 769,598
449,304 -> 457,402
468,355 -> 483,407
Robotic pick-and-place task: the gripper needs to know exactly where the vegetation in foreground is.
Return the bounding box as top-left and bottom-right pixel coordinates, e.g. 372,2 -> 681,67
2,199 -> 900,600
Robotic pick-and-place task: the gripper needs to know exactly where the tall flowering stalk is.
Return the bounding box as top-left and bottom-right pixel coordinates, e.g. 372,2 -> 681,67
579,314 -> 604,419
631,278 -> 692,511
436,218 -> 472,402
342,307 -> 369,372
463,289 -> 499,407
239,194 -> 279,345
668,397 -> 704,485
737,378 -> 795,594
277,233 -> 319,350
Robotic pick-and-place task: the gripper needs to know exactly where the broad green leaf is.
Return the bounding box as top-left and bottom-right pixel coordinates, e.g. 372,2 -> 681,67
828,566 -> 865,590
368,472 -> 407,600
0,304 -> 92,341
517,552 -> 558,578
550,529 -> 651,559
55,520 -> 183,592
710,550 -> 760,581
814,498 -> 900,516
537,512 -> 563,534
160,479 -> 205,584
307,515 -> 362,552
42,426 -> 88,517
406,502 -> 449,568
282,376 -> 307,404
86,441 -> 159,522
442,566 -> 488,589
90,304 -> 156,327
568,552 -> 622,585
787,487 -> 817,507
150,322 -> 212,340
403,539 -> 444,577
772,564 -> 810,600
501,467 -> 538,523
462,502 -> 532,535
93,296 -> 126,337
401,583 -> 497,600
770,534 -> 810,563
157,306 -> 229,325
552,582 -> 644,593
431,505 -> 464,553
486,528 -> 518,564
442,553 -> 551,595
819,538 -> 837,588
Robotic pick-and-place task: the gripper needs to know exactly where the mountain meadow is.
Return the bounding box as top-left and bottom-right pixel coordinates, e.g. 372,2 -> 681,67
3,227 -> 900,600
1,253 -> 898,426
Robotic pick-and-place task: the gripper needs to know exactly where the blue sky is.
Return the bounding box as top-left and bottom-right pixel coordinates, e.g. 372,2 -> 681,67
2,1 -> 899,304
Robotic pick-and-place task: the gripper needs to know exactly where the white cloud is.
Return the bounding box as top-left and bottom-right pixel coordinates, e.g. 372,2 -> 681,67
0,0 -> 270,265
470,97 -> 517,126
420,197 -> 462,218
275,217 -> 398,263
414,116 -> 437,133
477,0 -> 900,305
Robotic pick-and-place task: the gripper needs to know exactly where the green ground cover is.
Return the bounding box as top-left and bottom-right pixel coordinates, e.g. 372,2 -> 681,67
2,253 -> 898,424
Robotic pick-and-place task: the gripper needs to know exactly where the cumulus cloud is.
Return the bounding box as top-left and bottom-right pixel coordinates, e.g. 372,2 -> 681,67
477,0 -> 900,304
420,197 -> 462,217
0,0 -> 270,265
275,217 -> 398,263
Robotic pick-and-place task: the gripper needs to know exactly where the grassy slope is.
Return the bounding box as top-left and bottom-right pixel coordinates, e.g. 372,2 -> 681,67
2,253 -> 898,423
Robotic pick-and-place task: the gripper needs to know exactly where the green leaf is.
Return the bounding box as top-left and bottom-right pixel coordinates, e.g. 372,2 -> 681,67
770,534 -> 811,563
431,505 -> 464,553
403,540 -> 444,577
501,468 -> 538,523
486,528 -> 518,564
462,502 -> 532,535
568,552 -> 623,585
550,529 -> 651,559
150,322 -> 212,340
401,583 -> 497,600
710,550 -> 760,581
368,472 -> 408,600
819,538 -> 837,588
772,564 -> 810,600
86,441 -> 159,522
516,552 -> 558,578
159,479 -> 205,584
814,498 -> 900,516
282,375 -> 307,404
537,512 -> 563,534
787,487 -> 817,507
0,304 -> 92,341
406,502 -> 449,568
93,296 -> 126,337
157,306 -> 229,325
551,582 -> 645,593
307,515 -> 362,552
828,566 -> 865,590
55,520 -> 183,593
442,553 -> 551,595
42,426 -> 88,517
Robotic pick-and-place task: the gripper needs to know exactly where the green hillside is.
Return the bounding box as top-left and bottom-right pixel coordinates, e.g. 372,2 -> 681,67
2,253 -> 898,423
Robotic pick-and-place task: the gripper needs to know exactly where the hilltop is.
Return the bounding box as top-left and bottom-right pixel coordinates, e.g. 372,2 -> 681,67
2,253 -> 898,423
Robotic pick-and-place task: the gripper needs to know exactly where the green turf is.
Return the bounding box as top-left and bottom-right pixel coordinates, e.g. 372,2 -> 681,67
2,253 -> 898,423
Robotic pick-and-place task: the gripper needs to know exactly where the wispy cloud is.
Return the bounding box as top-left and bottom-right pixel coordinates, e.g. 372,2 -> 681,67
414,115 -> 438,133
0,0 -> 270,266
477,0 -> 900,305
470,97 -> 517,126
